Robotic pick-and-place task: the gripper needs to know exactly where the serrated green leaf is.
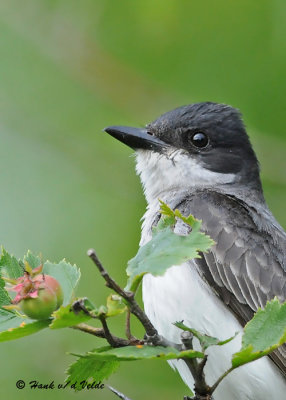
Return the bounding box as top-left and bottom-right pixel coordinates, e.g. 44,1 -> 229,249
23,250 -> 42,269
159,200 -> 201,231
174,321 -> 237,352
232,298 -> 286,368
173,209 -> 201,231
0,309 -> 18,331
159,200 -> 175,217
0,275 -> 12,307
49,303 -> 92,329
66,355 -> 119,391
0,248 -> 23,279
76,344 -> 204,362
232,346 -> 263,368
153,215 -> 176,233
242,297 -> 286,351
0,319 -> 50,342
106,295 -> 127,317
43,260 -> 81,305
0,274 -> 19,332
126,226 -> 214,291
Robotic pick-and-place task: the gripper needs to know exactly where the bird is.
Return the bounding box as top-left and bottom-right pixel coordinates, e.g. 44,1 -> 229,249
104,102 -> 286,400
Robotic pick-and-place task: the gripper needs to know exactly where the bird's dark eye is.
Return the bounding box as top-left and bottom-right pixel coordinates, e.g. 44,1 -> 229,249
190,132 -> 209,148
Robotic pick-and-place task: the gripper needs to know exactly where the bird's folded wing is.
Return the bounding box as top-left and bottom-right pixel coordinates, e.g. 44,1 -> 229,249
175,189 -> 286,377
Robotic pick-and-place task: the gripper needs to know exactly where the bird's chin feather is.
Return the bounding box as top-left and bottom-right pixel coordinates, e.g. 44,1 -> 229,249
135,149 -> 236,204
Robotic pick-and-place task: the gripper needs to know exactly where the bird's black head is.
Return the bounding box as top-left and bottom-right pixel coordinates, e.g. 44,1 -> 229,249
105,102 -> 263,202
147,102 -> 259,177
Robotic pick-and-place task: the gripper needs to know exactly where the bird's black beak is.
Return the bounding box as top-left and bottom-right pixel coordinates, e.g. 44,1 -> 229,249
104,126 -> 168,152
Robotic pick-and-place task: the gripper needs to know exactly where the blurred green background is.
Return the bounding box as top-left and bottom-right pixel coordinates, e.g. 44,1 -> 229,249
0,1 -> 285,399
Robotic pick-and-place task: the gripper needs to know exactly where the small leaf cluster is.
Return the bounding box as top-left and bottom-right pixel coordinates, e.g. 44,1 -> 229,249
126,200 -> 215,292
0,249 -> 81,341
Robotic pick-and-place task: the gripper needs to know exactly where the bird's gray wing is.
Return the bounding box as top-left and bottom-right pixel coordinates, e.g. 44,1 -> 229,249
174,189 -> 286,377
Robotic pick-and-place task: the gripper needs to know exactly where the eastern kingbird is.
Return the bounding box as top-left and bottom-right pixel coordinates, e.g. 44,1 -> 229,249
104,102 -> 286,400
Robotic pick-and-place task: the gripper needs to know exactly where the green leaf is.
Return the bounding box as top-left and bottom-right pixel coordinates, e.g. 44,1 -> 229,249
159,200 -> 175,217
73,344 -> 204,362
80,298 -> 97,311
66,354 -> 119,391
0,248 -> 23,279
0,309 -> 19,331
160,200 -> 201,231
0,274 -> 19,332
0,275 -> 11,307
23,250 -> 42,269
154,201 -> 176,231
126,225 -> 214,291
0,251 -> 20,328
43,260 -> 81,305
106,294 -> 127,317
0,319 -> 50,342
49,296 -> 121,328
49,303 -> 92,329
154,214 -> 176,232
0,275 -> 15,331
126,201 -> 214,291
174,321 -> 237,352
232,298 -> 286,368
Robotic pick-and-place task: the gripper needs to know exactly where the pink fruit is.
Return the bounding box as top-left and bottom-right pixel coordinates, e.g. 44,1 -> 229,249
10,272 -> 64,320
33,275 -> 64,309
20,286 -> 58,320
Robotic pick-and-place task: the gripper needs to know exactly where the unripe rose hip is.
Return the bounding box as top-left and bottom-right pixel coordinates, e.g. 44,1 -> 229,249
20,286 -> 58,320
33,275 -> 64,309
10,271 -> 64,320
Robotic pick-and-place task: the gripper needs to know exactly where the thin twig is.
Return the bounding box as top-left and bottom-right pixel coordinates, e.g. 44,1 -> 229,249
99,315 -> 118,347
87,249 -> 214,399
196,356 -> 208,382
125,309 -> 136,341
71,323 -> 105,337
209,366 -> 234,395
71,297 -> 97,317
181,332 -> 212,399
71,323 -> 130,346
87,249 -> 127,297
107,385 -> 133,400
87,249 -> 157,337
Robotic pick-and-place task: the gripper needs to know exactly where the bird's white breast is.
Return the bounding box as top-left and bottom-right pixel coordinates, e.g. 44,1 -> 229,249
141,199 -> 286,400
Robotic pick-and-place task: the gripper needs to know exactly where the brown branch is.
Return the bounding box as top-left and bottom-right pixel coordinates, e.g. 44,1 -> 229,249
87,249 -> 127,297
71,323 -> 105,337
181,331 -> 213,400
71,323 -> 130,347
86,249 -> 187,352
125,309 -> 136,341
87,249 -> 158,337
86,249 -> 216,399
99,315 -> 118,348
196,356 -> 208,382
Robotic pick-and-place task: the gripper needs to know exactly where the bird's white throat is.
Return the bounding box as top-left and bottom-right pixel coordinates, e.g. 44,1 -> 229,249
135,149 -> 236,204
